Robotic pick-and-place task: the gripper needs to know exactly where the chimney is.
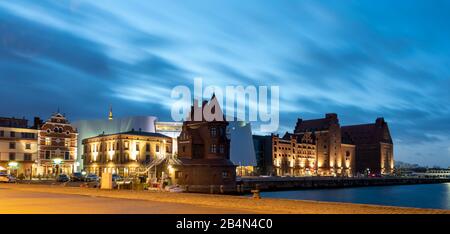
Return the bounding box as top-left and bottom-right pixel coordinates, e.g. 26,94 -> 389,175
325,113 -> 337,119
33,117 -> 43,129
376,117 -> 385,126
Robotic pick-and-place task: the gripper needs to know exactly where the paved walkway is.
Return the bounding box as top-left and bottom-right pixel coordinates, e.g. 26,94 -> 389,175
0,187 -> 250,214
1,184 -> 449,214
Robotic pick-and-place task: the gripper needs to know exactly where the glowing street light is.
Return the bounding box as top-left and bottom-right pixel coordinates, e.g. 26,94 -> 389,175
8,161 -> 18,168
53,158 -> 63,165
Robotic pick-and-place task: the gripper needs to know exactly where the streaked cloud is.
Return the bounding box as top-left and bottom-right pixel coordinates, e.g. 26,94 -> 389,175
0,0 -> 449,166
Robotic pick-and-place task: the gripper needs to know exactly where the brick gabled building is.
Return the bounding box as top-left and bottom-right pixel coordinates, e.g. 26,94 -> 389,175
294,113 -> 344,176
175,95 -> 236,193
342,118 -> 394,175
255,113 -> 392,177
37,113 -> 78,176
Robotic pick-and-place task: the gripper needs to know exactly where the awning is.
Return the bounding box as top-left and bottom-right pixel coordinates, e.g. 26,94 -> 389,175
0,166 -> 6,171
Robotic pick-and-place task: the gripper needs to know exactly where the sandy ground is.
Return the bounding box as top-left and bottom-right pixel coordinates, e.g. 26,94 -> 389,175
1,183 -> 449,214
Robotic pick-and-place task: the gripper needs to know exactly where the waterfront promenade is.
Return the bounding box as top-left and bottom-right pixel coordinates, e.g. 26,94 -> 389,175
1,184 -> 449,214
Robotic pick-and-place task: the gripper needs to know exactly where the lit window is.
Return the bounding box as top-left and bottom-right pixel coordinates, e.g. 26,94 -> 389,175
210,144 -> 217,153
45,137 -> 51,146
210,127 -> 217,137
222,171 -> 229,178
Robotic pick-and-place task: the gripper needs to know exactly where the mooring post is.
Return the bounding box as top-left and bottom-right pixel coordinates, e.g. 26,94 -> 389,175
251,184 -> 261,199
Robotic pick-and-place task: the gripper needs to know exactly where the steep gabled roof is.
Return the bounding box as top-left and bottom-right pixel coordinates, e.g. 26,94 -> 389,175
294,113 -> 339,133
341,118 -> 393,145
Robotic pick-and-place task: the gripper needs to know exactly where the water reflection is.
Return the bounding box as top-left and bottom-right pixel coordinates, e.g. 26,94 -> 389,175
257,183 -> 450,210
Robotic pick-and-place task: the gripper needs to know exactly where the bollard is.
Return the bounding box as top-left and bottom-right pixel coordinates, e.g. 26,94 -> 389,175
210,185 -> 215,194
220,185 -> 224,194
251,189 -> 261,199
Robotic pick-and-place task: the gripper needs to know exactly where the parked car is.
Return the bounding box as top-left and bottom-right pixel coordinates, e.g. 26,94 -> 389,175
70,172 -> 85,182
56,174 -> 70,182
0,174 -> 16,183
112,174 -> 123,182
85,174 -> 100,182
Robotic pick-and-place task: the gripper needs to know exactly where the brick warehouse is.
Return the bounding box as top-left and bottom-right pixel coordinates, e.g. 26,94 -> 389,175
254,113 -> 393,177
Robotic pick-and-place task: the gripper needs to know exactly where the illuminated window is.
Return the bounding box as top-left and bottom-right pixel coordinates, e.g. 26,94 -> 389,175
210,144 -> 216,153
210,127 -> 217,137
45,137 -> 51,146
124,141 -> 129,150
222,171 -> 229,178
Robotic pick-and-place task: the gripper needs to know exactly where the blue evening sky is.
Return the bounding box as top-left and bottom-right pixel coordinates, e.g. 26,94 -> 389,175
0,0 -> 449,166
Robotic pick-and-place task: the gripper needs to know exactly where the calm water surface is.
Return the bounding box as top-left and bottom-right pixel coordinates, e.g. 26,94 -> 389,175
257,183 -> 450,210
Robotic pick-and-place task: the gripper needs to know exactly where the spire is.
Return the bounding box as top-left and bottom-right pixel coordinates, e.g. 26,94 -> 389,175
108,105 -> 113,120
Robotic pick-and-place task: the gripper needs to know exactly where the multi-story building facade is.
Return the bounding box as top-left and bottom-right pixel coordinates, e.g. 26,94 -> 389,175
341,117 -> 394,175
37,113 -> 78,176
254,113 -> 392,177
271,132 -> 318,176
174,96 -> 236,192
82,130 -> 172,177
0,117 -> 39,177
294,113 -> 343,176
